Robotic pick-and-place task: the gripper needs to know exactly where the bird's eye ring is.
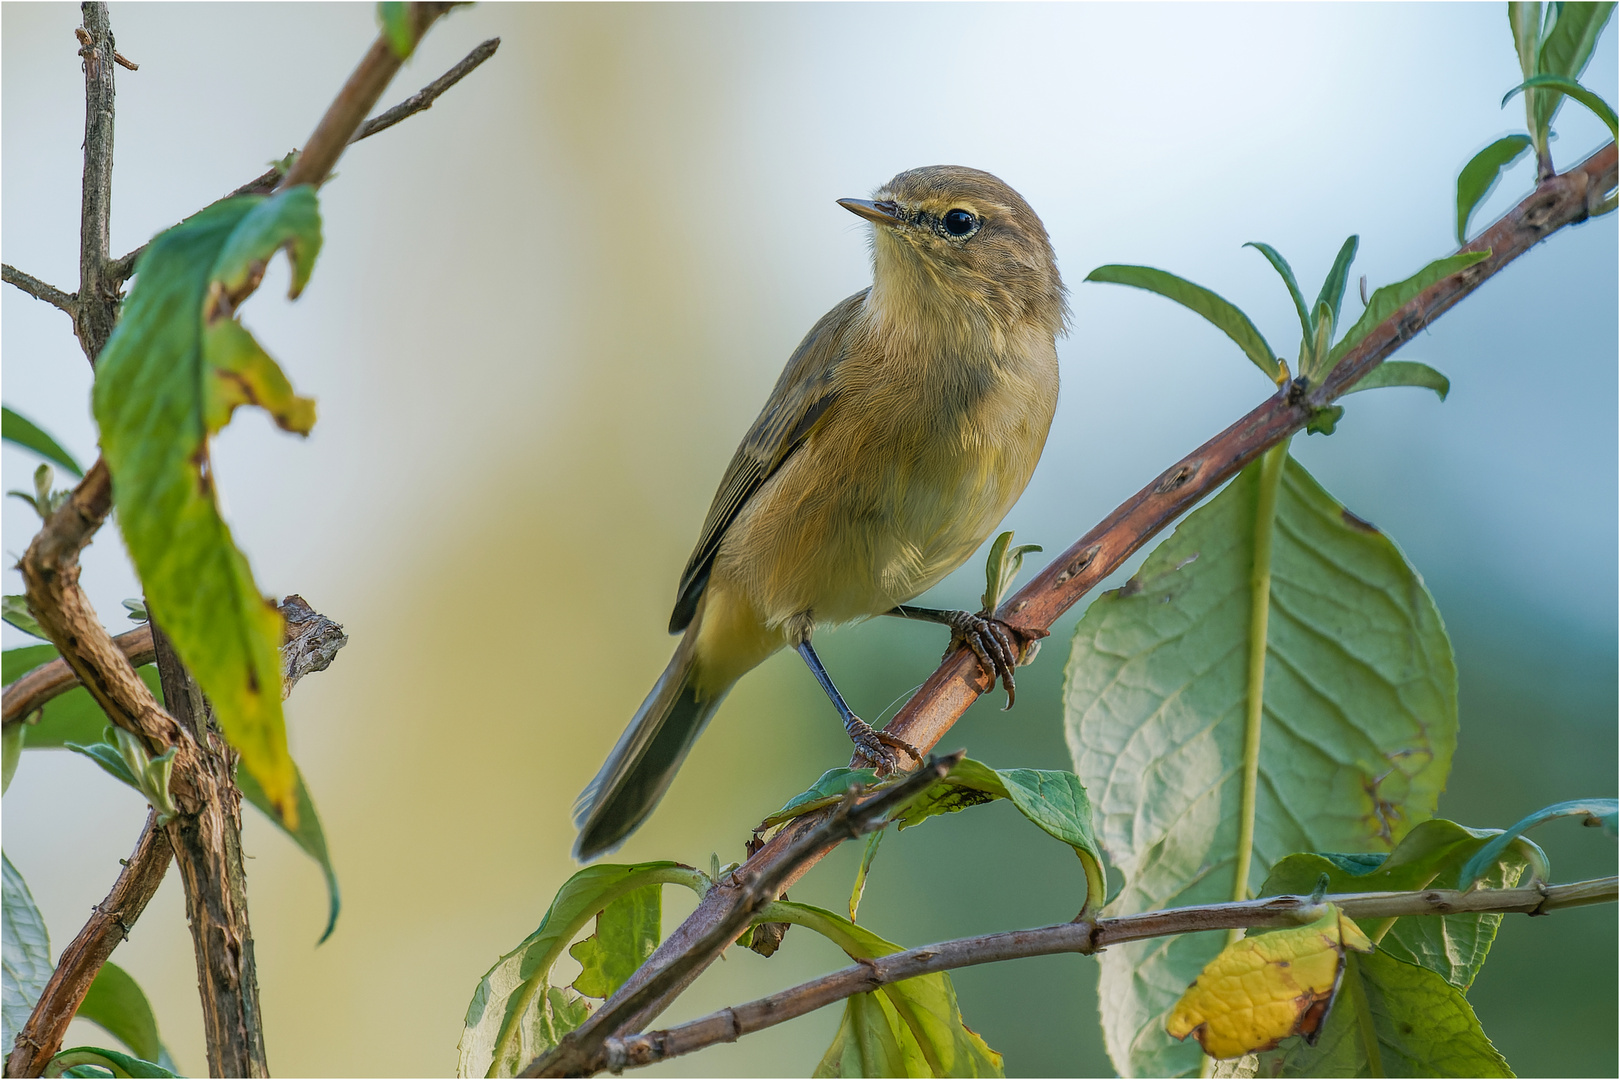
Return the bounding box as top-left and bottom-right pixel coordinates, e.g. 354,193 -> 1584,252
941,208 -> 978,238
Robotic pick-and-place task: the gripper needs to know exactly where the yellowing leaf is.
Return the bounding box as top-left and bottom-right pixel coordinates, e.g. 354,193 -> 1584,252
1166,905 -> 1372,1061
92,187 -> 322,825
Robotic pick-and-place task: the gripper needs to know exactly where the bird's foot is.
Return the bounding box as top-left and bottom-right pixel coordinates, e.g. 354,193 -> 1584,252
941,610 -> 1048,709
845,716 -> 921,776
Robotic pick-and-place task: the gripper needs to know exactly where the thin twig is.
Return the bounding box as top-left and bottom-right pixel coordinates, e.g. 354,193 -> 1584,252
523,754 -> 964,1079
609,877 -> 1618,1072
525,139 -> 1620,1079
106,29 -> 495,284
3,814 -> 172,1078
280,3 -> 454,190
0,265 -> 77,316
73,2 -> 118,365
351,36 -> 499,142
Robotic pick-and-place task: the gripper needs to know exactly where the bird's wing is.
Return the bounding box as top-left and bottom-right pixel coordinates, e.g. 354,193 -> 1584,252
668,289 -> 867,633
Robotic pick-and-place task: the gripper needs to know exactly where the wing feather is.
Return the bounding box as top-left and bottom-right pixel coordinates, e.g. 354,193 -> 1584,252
668,289 -> 866,632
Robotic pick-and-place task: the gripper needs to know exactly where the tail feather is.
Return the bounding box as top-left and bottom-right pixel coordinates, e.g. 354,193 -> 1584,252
573,635 -> 726,861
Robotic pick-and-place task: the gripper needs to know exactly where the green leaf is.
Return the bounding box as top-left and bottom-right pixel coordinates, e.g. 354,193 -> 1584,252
1532,2 -> 1617,137
1459,798 -> 1619,888
759,767 -> 882,830
1244,242 -> 1314,348
1456,136 -> 1535,244
1344,361 -> 1451,401
1311,236 -> 1360,348
849,826 -> 885,923
1251,951 -> 1511,1077
1505,73 -> 1619,141
376,2 -> 417,59
1085,264 -> 1278,380
3,644 -> 59,683
1259,819 -> 1542,990
3,852 -> 52,1054
2,724 -> 20,795
1327,251 -> 1492,372
2,596 -> 46,639
1065,454 -> 1456,1077
44,1047 -> 179,1079
1509,2 -> 1542,82
65,737 -> 141,790
981,532 -> 1041,613
770,901 -> 1003,1078
2,407 -> 83,478
77,962 -> 174,1071
9,662 -> 165,752
92,188 -> 322,828
893,758 -> 1108,919
567,885 -> 660,1000
236,761 -> 342,944
457,862 -> 705,1078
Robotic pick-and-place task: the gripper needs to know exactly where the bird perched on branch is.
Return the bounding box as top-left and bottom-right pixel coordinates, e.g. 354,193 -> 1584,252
575,165 -> 1068,860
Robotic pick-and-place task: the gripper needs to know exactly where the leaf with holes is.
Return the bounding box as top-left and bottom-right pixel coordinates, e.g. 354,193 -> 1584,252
1064,453 -> 1456,1077
567,885 -> 660,1000
91,187 -> 321,826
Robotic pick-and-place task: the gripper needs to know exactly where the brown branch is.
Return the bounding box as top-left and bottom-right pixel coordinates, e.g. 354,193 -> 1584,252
609,877 -> 1619,1073
0,265 -> 77,317
522,755 -> 964,1079
3,814 -> 171,1079
279,2 -> 454,190
106,27 -> 494,284
351,36 -> 500,142
73,2 -> 118,365
150,624 -> 267,1078
1,625 -> 151,729
526,140 -> 1620,1078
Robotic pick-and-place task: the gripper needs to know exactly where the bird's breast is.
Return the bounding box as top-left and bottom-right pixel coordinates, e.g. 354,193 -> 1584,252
716,337 -> 1059,628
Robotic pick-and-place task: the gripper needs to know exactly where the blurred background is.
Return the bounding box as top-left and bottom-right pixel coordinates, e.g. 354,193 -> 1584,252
3,3 -> 1614,1076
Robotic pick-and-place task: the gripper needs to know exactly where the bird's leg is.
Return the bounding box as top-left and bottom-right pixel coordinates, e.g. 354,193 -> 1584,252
885,605 -> 1048,709
794,638 -> 921,775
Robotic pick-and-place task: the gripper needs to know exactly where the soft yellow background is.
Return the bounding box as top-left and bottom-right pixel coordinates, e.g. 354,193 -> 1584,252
3,4 -> 1614,1076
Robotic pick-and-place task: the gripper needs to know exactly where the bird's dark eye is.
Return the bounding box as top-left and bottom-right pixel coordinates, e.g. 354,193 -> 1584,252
942,208 -> 978,237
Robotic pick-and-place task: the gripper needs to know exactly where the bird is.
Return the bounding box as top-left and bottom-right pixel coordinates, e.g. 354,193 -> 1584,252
574,165 -> 1069,861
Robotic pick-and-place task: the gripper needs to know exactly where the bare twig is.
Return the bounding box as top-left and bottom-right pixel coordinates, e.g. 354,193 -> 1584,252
2,625 -> 152,728
280,2 -> 454,190
0,265 -> 77,316
523,755 -> 964,1079
73,2 -> 118,364
526,140 -> 1620,1079
3,814 -> 171,1079
610,878 -> 1619,1072
352,36 -> 500,142
106,30 -> 496,284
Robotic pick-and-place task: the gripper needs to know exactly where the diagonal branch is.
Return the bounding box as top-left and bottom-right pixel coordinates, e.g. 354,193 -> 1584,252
0,265 -> 77,317
2,625 -> 152,728
609,877 -> 1618,1072
106,32 -> 500,283
526,139 -> 1619,1078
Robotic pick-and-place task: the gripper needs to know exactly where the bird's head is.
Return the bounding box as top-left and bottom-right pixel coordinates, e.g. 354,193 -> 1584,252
840,165 -> 1069,347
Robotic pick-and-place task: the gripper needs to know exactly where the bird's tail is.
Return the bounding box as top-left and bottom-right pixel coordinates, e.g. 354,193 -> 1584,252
573,630 -> 727,861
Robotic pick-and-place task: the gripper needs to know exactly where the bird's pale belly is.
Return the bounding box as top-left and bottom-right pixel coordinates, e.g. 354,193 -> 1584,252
713,384 -> 1051,630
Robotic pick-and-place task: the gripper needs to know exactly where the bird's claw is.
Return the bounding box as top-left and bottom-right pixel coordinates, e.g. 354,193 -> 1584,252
944,610 -> 1047,709
846,717 -> 922,776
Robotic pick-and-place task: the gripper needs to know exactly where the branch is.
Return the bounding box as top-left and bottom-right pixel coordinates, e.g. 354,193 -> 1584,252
3,814 -> 171,1079
106,31 -> 499,283
351,36 -> 500,142
73,2 -> 118,364
525,140 -> 1620,1078
0,265 -> 77,317
609,877 -> 1618,1072
524,755 -> 963,1078
2,626 -> 151,729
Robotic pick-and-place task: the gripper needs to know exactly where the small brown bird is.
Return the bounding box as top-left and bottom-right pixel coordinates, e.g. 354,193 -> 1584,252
575,166 -> 1068,860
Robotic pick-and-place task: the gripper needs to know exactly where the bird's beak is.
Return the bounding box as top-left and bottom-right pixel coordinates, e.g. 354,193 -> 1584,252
838,198 -> 903,227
